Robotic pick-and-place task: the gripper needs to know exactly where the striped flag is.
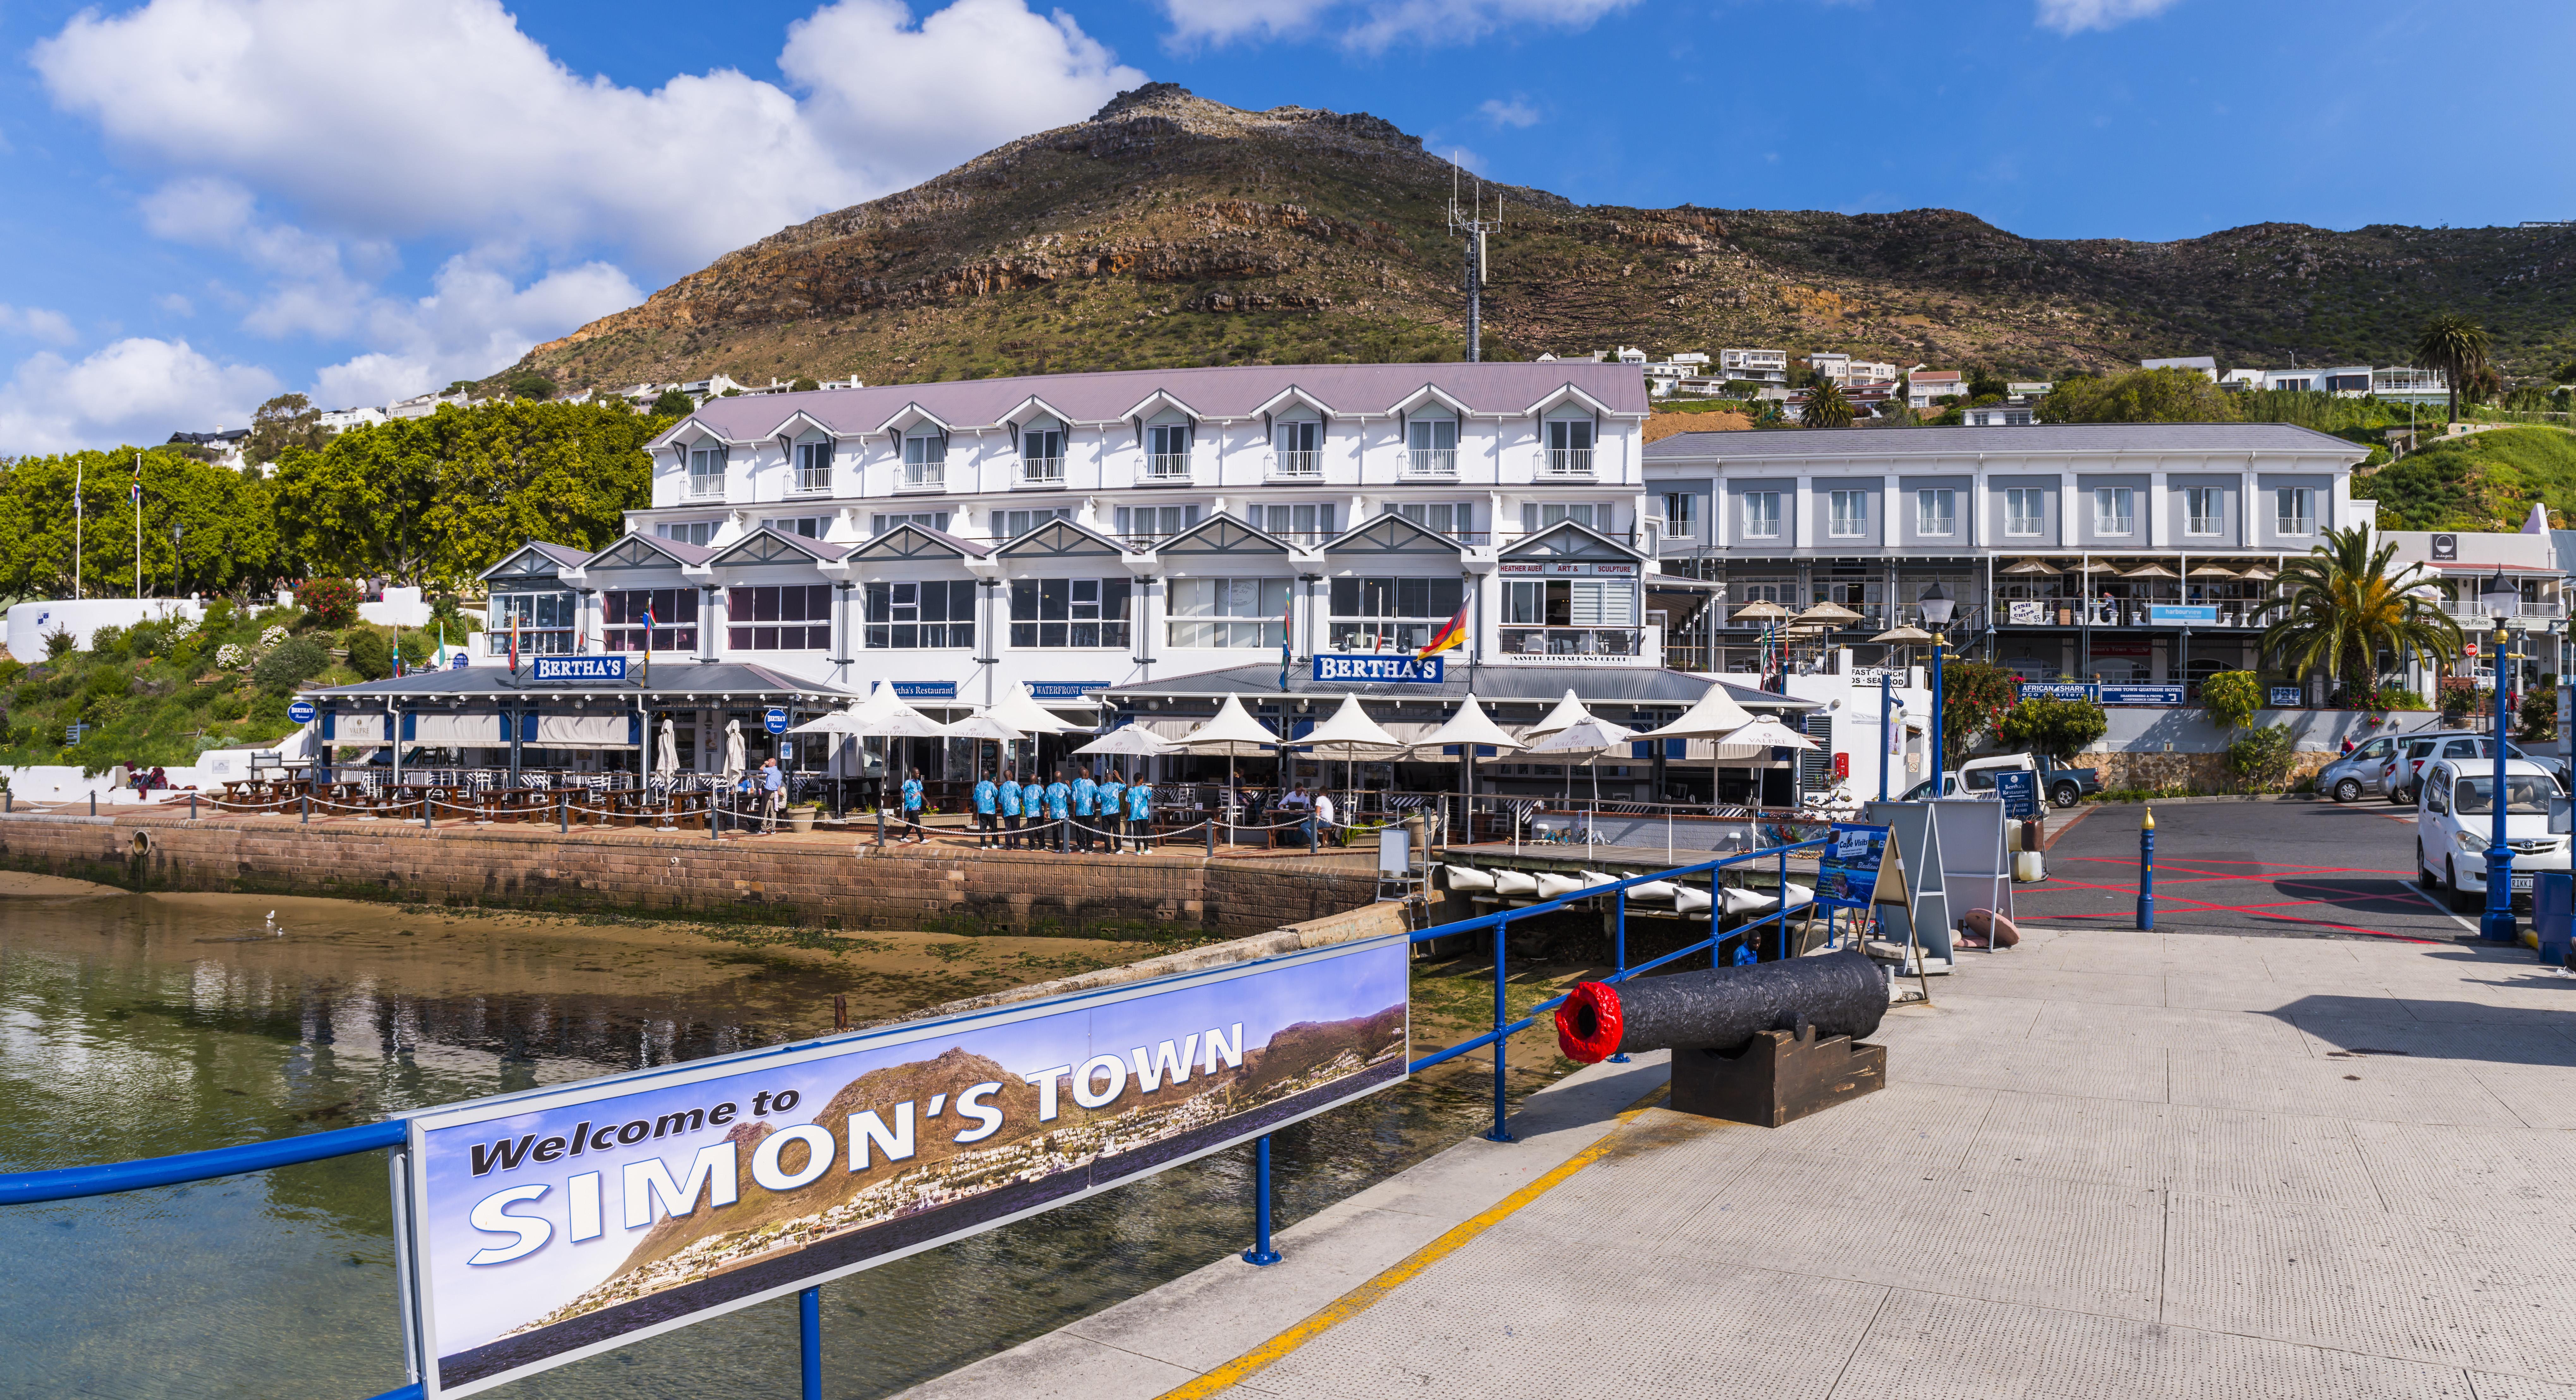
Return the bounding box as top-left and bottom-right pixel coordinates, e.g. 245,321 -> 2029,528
1415,599 -> 1469,663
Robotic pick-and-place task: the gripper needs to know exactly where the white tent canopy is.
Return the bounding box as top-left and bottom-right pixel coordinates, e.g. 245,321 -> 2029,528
1636,684 -> 1756,747
1294,695 -> 1407,758
989,681 -> 1081,735
1174,693 -> 1280,756
942,713 -> 1024,744
1526,689 -> 1591,737
1076,723 -> 1175,757
1409,692 -> 1527,758
1721,716 -> 1819,753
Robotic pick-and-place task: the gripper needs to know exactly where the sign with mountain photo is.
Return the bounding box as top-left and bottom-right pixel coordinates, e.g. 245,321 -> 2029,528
393,937 -> 1408,1396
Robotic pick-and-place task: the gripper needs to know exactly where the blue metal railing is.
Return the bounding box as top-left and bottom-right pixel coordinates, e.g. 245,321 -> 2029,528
0,833 -> 1833,1395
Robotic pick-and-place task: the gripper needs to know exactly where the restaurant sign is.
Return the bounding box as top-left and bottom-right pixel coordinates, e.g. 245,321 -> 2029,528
892,682 -> 958,701
1312,654 -> 1445,685
530,656 -> 629,685
391,936 -> 1409,1396
1494,562 -> 1637,576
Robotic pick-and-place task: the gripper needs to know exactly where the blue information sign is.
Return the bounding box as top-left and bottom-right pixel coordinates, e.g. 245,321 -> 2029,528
2017,681 -> 2095,702
1991,769 -> 2040,820
892,682 -> 959,701
2147,605 -> 2218,625
2099,684 -> 2185,706
448,651 -> 470,670
530,655 -> 628,684
1817,823 -> 1890,909
2270,685 -> 2302,708
1029,681 -> 1109,701
1312,654 -> 1444,685
764,707 -> 789,736
287,698 -> 317,724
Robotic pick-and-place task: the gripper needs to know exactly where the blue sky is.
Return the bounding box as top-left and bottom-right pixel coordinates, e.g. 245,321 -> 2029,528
2,0 -> 2568,454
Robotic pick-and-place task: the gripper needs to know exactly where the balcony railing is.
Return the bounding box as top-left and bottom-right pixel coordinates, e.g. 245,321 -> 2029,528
2442,599 -> 2568,621
1145,453 -> 1191,481
686,474 -> 725,499
1018,456 -> 1064,486
1544,448 -> 1594,477
1500,626 -> 1644,658
791,469 -> 831,495
898,465 -> 945,492
1407,448 -> 1458,476
1270,450 -> 1320,478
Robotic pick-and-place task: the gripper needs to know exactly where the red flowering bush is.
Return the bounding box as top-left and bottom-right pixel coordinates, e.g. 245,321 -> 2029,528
297,576 -> 361,629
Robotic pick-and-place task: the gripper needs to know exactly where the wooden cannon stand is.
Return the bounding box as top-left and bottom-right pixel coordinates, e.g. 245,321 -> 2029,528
1669,1019 -> 1885,1128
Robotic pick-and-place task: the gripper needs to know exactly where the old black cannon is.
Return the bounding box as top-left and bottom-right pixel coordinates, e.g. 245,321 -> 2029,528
1554,947 -> 1889,1127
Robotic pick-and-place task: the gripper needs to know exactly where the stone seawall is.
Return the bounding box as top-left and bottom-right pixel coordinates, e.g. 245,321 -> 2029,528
0,815 -> 1384,942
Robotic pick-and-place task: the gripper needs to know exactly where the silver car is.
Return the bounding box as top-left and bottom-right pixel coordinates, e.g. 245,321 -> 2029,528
2318,733 -> 2402,803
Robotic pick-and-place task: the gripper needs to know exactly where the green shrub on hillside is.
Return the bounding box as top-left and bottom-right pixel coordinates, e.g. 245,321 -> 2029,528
2228,724 -> 2298,792
2202,671 -> 2264,730
2352,427 -> 2576,531
1994,696 -> 2107,764
347,630 -> 393,680
253,638 -> 329,693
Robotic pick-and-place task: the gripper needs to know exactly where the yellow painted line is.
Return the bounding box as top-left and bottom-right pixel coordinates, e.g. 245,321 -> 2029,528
1151,1085 -> 1673,1399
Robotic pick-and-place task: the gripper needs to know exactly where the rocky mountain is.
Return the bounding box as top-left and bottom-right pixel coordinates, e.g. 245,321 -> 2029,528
508,84 -> 2576,394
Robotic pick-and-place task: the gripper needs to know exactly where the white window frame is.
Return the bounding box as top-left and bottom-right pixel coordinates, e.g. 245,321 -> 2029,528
901,433 -> 946,491
686,445 -> 726,499
1146,422 -> 1192,480
2004,487 -> 2042,538
1167,577 -> 1294,649
2092,486 -> 2134,537
1828,490 -> 1869,539
2276,486 -> 2315,536
1742,491 -> 1782,540
1659,492 -> 1698,539
1406,416 -> 1458,476
2184,486 -> 2221,537
792,439 -> 833,495
1273,418 -> 1320,477
1544,419 -> 1595,476
1019,423 -> 1065,485
1915,488 -> 1955,538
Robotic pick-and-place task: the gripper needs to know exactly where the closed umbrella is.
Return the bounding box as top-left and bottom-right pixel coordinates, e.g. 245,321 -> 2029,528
655,717 -> 678,776
722,719 -> 747,778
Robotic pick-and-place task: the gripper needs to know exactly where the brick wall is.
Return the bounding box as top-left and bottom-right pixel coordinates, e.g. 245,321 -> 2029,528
0,815 -> 1384,941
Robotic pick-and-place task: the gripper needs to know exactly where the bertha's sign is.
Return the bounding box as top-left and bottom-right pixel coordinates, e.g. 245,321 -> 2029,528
393,938 -> 1409,1396
530,656 -> 628,685
1312,654 -> 1444,684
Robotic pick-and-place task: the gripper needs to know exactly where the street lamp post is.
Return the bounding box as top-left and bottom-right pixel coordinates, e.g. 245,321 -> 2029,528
2481,568 -> 2521,944
1919,582 -> 1956,789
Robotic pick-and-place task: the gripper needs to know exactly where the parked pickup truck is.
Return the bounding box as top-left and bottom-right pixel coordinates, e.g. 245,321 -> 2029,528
1899,754 -> 2102,808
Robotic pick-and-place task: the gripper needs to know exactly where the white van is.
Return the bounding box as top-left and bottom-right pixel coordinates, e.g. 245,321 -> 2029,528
2414,757 -> 2571,912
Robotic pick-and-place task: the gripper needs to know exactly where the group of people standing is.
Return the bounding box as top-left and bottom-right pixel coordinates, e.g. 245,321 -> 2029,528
969,766 -> 1155,853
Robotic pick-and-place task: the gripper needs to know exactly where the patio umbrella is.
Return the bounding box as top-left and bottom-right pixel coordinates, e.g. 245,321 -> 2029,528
2236,564 -> 2277,582
2000,558 -> 2059,576
1871,625 -> 1934,644
655,717 -> 678,776
1637,681 -> 1755,812
1527,689 -> 1592,736
722,719 -> 747,777
1173,693 -> 1282,809
2185,563 -> 2239,580
1409,693 -> 1526,758
1076,723 -> 1175,756
1526,714 -> 1642,809
1294,695 -> 1408,804
987,680 -> 1081,783
2120,562 -> 2178,580
1732,600 -> 1791,622
1794,600 -> 1863,626
942,711 -> 1024,800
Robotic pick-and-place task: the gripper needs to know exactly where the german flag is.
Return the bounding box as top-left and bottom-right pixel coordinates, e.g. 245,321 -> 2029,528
1415,599 -> 1469,661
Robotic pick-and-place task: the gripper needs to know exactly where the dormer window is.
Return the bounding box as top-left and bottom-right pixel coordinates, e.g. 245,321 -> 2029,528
1147,422 -> 1191,480
1545,419 -> 1594,476
1020,418 -> 1065,485
687,444 -> 727,498
902,432 -> 946,491
1273,418 -> 1320,477
794,438 -> 833,494
1407,414 -> 1457,476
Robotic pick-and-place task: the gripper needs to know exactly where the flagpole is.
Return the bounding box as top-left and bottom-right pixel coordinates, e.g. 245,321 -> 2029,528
133,451 -> 143,600
73,458 -> 84,600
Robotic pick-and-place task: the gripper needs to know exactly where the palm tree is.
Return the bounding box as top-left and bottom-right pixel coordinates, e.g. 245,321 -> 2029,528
2413,313 -> 2491,423
2258,524 -> 2461,703
1800,378 -> 1854,428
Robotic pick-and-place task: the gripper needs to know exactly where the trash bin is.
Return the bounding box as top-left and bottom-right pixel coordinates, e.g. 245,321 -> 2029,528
2535,871 -> 2573,968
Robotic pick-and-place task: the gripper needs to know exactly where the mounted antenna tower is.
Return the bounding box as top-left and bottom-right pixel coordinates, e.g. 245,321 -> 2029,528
1448,158 -> 1501,362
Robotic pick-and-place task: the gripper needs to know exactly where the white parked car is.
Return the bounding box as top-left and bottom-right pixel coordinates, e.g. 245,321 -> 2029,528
2414,757 -> 2572,913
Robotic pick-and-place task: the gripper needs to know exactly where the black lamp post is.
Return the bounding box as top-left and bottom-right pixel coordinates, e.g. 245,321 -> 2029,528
2480,568 -> 2521,943
1919,582 -> 1956,787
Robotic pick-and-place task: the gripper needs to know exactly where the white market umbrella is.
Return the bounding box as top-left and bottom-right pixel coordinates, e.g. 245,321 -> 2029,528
989,680 -> 1079,735
1639,682 -> 1755,812
1527,714 -> 1641,808
1174,693 -> 1281,800
1709,715 -> 1819,810
1293,695 -> 1408,804
944,712 -> 1023,793
1076,723 -> 1175,756
1409,692 -> 1528,759
1527,689 -> 1591,737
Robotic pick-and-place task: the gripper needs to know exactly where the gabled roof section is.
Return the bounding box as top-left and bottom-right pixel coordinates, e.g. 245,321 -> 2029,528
848,523 -> 993,562
658,415 -> 732,449
1501,520 -> 1644,562
1388,383 -> 1474,417
1251,384 -> 1334,421
998,394 -> 1077,428
1524,383 -> 1626,418
1322,512 -> 1468,558
870,401 -> 954,437
995,517 -> 1128,560
1156,513 -> 1290,561
585,532 -> 714,570
479,541 -> 588,583
766,409 -> 836,443
709,527 -> 852,568
1120,387 -> 1204,423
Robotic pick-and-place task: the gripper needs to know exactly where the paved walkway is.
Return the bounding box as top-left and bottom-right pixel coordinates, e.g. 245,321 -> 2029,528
900,926 -> 2576,1400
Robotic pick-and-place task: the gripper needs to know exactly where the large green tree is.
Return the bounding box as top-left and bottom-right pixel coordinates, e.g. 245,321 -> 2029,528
0,448 -> 280,600
244,393 -> 331,466
270,399 -> 664,586
2258,524 -> 2461,699
2413,313 -> 2491,423
2037,367 -> 2241,424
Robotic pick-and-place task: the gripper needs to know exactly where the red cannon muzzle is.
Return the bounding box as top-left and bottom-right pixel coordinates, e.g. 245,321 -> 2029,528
1551,949 -> 1888,1065
1555,981 -> 1625,1063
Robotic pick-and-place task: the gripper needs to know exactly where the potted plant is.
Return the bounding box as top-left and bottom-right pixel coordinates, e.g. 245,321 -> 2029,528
787,802 -> 820,834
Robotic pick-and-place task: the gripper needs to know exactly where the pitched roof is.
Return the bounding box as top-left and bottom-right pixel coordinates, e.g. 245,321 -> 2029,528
646,362 -> 1651,449
1643,421 -> 2368,462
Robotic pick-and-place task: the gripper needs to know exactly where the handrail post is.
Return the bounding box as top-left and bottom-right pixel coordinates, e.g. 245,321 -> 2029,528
1486,914 -> 1514,1142
188,791 -> 196,820
1205,816 -> 1215,856
799,1285 -> 822,1400
1241,1134 -> 1282,1265
558,791 -> 568,834
1609,891 -> 1630,1063
1778,845 -> 1790,961
300,787 -> 309,825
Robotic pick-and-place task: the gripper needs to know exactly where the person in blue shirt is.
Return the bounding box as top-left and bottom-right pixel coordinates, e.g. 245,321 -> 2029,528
758,757 -> 785,835
973,769 -> 999,848
997,764 -> 1022,849
900,767 -> 925,843
1044,769 -> 1073,851
1021,774 -> 1047,847
1124,774 -> 1153,854
1098,769 -> 1127,853
1070,768 -> 1099,852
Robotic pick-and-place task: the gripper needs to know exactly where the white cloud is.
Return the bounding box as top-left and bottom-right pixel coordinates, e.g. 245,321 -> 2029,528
35,0 -> 1141,274
1478,97 -> 1541,129
0,305 -> 79,346
0,338 -> 279,455
309,256 -> 643,408
1162,0 -> 1638,51
2035,0 -> 2184,34
156,294 -> 196,317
